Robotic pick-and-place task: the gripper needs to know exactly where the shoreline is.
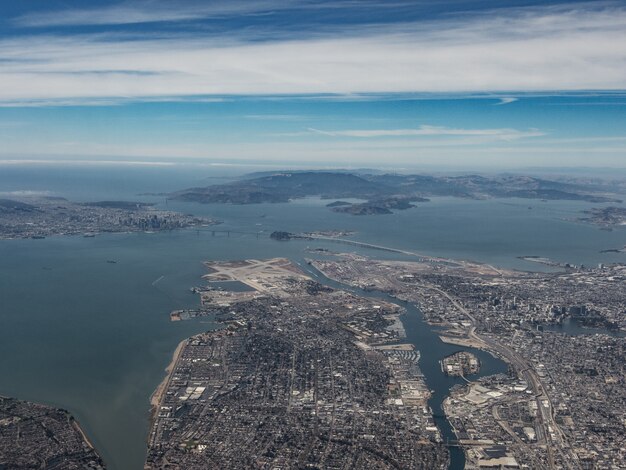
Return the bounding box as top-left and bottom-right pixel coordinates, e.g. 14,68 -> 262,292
439,334 -> 486,349
71,418 -> 99,452
1,395 -> 104,465
149,339 -> 187,413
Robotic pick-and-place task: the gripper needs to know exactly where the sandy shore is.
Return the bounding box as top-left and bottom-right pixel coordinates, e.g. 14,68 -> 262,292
150,339 -> 187,411
71,418 -> 99,451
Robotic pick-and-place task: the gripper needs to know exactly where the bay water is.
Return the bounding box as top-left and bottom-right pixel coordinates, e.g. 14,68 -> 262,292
0,165 -> 624,469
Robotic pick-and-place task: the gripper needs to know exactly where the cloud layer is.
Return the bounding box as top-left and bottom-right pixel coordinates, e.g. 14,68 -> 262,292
307,126 -> 544,140
0,2 -> 625,104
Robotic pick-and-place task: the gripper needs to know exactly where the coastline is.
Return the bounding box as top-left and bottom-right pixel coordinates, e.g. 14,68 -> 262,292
150,339 -> 187,412
71,418 -> 99,452
439,334 -> 486,349
0,395 -> 105,467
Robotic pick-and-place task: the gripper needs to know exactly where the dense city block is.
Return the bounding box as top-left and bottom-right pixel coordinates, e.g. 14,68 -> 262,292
312,254 -> 626,469
147,258 -> 448,469
0,396 -> 105,469
0,197 -> 217,239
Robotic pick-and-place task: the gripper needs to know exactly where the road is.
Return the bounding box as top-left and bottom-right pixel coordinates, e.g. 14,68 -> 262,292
424,284 -> 581,470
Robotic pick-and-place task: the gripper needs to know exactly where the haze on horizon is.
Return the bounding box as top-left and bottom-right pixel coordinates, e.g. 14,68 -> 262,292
0,0 -> 625,169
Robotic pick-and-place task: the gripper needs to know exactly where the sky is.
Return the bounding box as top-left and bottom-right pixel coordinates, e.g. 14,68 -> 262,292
0,0 -> 625,170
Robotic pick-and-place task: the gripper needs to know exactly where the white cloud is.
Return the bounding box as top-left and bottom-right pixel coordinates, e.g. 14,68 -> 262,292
13,1 -> 428,28
13,1 -> 296,27
0,158 -> 179,167
0,189 -> 53,197
3,134 -> 626,168
1,3 -> 626,103
306,126 -> 544,140
244,114 -> 311,121
495,97 -> 518,105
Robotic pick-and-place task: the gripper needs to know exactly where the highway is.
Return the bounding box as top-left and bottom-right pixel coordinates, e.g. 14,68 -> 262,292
424,284 -> 581,470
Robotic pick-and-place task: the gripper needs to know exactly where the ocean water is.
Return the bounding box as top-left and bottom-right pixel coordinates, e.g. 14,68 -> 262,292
0,164 -> 624,469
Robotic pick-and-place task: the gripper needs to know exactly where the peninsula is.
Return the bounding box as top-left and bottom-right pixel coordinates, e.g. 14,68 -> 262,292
171,171 -> 622,213
0,396 -> 105,469
0,197 -> 218,239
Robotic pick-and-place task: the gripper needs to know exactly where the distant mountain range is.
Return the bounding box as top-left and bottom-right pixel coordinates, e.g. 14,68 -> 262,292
171,171 -> 623,213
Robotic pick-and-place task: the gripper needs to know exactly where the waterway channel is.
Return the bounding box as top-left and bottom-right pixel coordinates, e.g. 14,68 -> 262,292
301,262 -> 510,470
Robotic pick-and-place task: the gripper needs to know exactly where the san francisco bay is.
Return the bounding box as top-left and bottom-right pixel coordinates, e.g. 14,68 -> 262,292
0,165 -> 624,469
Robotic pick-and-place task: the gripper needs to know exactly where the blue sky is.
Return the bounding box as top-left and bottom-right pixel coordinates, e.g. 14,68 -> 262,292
0,1 -> 625,169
